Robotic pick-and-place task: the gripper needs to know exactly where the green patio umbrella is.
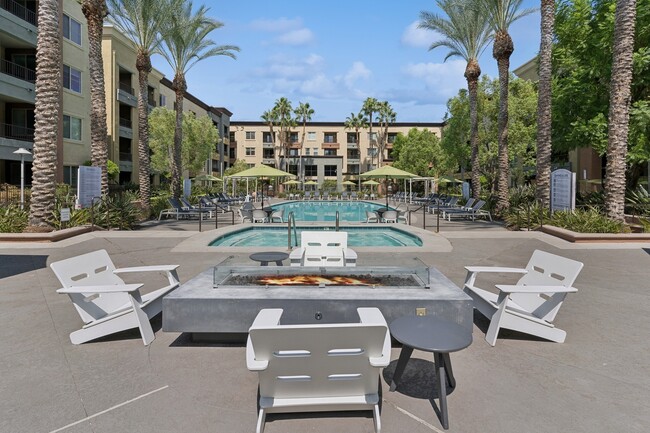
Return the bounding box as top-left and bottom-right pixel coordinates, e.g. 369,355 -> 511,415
361,165 -> 417,207
361,180 -> 380,185
192,174 -> 222,182
342,180 -> 356,191
283,179 -> 301,185
229,164 -> 294,208
437,175 -> 463,184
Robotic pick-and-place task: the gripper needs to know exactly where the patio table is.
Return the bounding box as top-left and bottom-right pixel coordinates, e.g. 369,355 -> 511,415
249,251 -> 289,266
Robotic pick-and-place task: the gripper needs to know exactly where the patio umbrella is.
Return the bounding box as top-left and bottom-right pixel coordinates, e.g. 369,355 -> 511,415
342,180 -> 356,191
361,165 -> 417,207
437,175 -> 463,184
229,164 -> 294,208
192,174 -> 222,182
283,179 -> 301,185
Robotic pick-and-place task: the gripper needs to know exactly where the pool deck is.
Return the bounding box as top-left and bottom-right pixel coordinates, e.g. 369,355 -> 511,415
2,199 -> 650,433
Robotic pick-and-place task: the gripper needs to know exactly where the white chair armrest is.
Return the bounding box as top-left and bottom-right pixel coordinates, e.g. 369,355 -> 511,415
289,248 -> 305,260
250,308 -> 284,328
246,336 -> 269,371
357,308 -> 391,367
56,283 -> 143,294
114,264 -> 179,274
464,266 -> 527,274
495,284 -> 578,294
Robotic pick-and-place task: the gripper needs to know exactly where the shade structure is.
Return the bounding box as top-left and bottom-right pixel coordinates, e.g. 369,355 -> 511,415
342,180 -> 356,185
304,180 -> 318,185
361,166 -> 417,207
193,174 -> 222,182
361,180 -> 380,185
437,175 -> 463,184
283,179 -> 301,185
228,164 -> 294,208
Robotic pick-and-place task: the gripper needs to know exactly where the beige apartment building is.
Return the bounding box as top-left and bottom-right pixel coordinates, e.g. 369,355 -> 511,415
229,121 -> 443,187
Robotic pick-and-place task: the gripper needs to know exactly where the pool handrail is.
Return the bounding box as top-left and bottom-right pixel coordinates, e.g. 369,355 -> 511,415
287,211 -> 298,250
336,211 -> 340,232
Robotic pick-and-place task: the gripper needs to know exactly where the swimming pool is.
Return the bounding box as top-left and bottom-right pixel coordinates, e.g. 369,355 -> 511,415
270,201 -> 393,222
209,226 -> 423,247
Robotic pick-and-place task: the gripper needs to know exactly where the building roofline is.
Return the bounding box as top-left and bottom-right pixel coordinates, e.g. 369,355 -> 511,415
230,120 -> 445,127
160,78 -> 233,118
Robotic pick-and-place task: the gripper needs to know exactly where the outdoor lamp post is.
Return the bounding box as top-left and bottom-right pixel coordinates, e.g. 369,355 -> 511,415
13,147 -> 31,210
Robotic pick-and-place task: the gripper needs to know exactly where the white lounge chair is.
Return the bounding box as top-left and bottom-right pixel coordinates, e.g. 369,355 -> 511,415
365,210 -> 379,223
50,250 -> 180,345
381,210 -> 398,223
270,208 -> 284,223
252,210 -> 268,223
463,250 -> 583,346
247,307 -> 391,433
289,231 -> 357,266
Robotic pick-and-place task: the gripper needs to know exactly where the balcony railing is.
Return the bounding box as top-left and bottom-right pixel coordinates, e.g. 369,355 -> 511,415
119,118 -> 132,128
0,0 -> 37,26
0,59 -> 35,83
0,123 -> 34,142
119,152 -> 132,162
118,82 -> 134,96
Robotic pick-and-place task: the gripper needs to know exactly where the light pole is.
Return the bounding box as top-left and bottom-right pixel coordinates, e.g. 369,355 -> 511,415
13,147 -> 31,210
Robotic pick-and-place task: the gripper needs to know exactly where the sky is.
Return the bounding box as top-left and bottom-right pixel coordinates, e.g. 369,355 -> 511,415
150,0 -> 541,123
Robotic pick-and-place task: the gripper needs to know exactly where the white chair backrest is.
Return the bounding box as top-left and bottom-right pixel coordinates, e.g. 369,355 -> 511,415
249,320 -> 387,399
50,250 -> 128,324
300,231 -> 348,248
382,210 -> 398,220
514,250 -> 584,321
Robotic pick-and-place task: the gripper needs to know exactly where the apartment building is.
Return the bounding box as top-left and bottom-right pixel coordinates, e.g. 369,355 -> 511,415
1,0 -> 93,185
229,121 -> 443,186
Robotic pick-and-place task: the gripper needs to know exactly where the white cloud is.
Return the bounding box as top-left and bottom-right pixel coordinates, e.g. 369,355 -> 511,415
276,28 -> 314,46
250,17 -> 302,33
344,61 -> 371,88
401,21 -> 438,48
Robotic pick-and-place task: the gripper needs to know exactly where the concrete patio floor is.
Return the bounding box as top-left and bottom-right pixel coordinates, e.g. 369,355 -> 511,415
1,209 -> 649,433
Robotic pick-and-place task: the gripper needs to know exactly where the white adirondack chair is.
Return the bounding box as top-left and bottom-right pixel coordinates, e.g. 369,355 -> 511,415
463,250 -> 583,346
246,307 -> 391,433
50,250 -> 180,346
289,231 -> 357,266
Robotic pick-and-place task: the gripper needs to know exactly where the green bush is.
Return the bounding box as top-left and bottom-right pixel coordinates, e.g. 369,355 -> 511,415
625,186 -> 650,216
549,207 -> 627,233
150,191 -> 172,219
50,202 -> 90,229
0,204 -> 28,233
91,192 -> 142,229
504,201 -> 550,230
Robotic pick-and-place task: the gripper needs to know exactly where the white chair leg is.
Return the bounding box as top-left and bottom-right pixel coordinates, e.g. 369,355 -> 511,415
373,404 -> 381,433
130,294 -> 155,345
256,409 -> 266,433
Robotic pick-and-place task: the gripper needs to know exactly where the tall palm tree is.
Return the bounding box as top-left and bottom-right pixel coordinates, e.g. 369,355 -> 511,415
362,97 -> 379,169
159,1 -> 239,198
344,112 -> 368,189
82,0 -> 109,195
605,0 -> 637,222
108,0 -> 176,210
29,0 -> 61,227
535,0 -> 555,207
272,97 -> 295,171
294,102 -> 314,183
477,0 -> 535,213
375,101 -> 396,167
419,0 -> 492,199
261,108 -> 279,167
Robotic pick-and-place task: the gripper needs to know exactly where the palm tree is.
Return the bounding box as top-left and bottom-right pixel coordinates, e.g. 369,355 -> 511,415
419,1 -> 492,199
159,1 -> 239,198
344,112 -> 368,189
605,0 -> 637,222
375,101 -> 396,167
108,0 -> 176,210
362,97 -> 379,169
29,0 -> 61,227
535,0 -> 555,207
294,102 -> 314,183
82,0 -> 109,195
477,0 -> 535,213
261,108 -> 279,167
272,97 -> 295,171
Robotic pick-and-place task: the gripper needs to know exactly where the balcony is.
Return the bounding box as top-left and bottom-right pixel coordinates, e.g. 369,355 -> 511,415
347,158 -> 360,164
262,158 -> 275,165
1,59 -> 35,82
117,82 -> 137,107
118,118 -> 133,139
263,142 -> 274,148
0,123 -> 34,150
322,142 -> 340,150
0,0 -> 36,25
0,60 -> 35,103
347,143 -> 359,149
119,152 -> 132,162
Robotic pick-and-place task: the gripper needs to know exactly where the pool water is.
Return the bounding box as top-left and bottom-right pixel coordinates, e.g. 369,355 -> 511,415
270,200 -> 393,222
209,226 -> 423,247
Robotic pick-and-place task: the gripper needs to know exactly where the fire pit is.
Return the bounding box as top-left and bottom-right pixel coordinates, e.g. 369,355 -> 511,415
163,265 -> 472,341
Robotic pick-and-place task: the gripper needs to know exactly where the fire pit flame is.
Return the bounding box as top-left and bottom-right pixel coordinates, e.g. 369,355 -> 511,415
256,275 -> 381,286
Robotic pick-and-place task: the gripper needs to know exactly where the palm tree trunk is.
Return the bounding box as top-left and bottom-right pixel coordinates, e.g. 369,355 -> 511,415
536,0 -> 555,208
466,59 -> 481,199
605,0 -> 637,222
136,50 -> 152,210
171,75 -> 186,198
82,0 -> 108,196
494,30 -> 514,214
29,0 -> 61,227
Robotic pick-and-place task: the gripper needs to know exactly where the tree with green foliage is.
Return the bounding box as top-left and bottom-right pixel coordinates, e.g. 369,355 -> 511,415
393,129 -> 448,178
294,102 -> 314,181
553,0 -> 649,192
148,108 -> 218,182
419,0 -> 492,199
272,97 -> 296,170
376,101 -> 396,166
476,0 -> 536,213
362,97 -> 380,168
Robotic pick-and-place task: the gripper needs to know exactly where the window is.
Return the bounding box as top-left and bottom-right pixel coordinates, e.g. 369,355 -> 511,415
388,133 -> 398,143
159,94 -> 166,107
245,147 -> 255,156
347,165 -> 360,175
324,132 -> 337,143
245,131 -> 255,140
63,115 -> 81,140
229,132 -> 236,141
347,132 -> 357,144
305,148 -> 310,156
313,149 -> 319,156
324,165 -> 337,176
288,149 -> 299,156
290,132 -> 299,143
368,148 -> 378,157
63,15 -> 82,45
347,150 -> 360,159
307,132 -> 316,141
305,165 -> 317,176
263,132 -> 273,143
63,166 -> 79,186
63,65 -> 82,93
263,148 -> 274,159
324,149 -> 337,156
288,164 -> 298,175
368,132 -> 377,143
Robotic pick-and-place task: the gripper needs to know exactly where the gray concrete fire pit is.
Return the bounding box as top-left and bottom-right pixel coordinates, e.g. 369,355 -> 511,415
163,265 -> 472,341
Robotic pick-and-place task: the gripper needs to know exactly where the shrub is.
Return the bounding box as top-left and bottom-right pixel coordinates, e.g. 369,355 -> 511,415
150,191 -> 172,219
93,191 -> 142,229
625,186 -> 650,216
50,202 -> 90,229
504,201 -> 550,230
549,207 -> 627,233
0,204 -> 28,233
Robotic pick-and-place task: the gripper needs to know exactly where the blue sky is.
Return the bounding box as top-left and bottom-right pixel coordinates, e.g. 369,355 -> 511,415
151,0 -> 541,122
